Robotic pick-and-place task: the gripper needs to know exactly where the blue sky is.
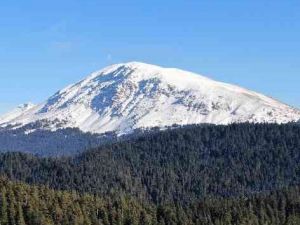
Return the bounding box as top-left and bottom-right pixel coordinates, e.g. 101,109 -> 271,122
0,0 -> 299,114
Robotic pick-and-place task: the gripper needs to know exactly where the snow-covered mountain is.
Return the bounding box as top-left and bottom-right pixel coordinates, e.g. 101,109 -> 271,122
1,62 -> 300,135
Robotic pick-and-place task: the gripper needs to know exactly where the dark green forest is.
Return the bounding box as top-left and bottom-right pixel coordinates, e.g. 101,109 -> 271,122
0,123 -> 300,224
1,176 -> 300,225
0,123 -> 300,203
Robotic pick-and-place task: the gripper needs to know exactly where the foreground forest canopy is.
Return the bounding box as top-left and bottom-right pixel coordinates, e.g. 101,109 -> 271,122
0,123 -> 299,206
1,176 -> 300,225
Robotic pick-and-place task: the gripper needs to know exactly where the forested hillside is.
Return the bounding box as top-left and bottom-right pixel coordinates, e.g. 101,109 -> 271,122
0,123 -> 300,205
1,176 -> 300,225
0,126 -> 116,156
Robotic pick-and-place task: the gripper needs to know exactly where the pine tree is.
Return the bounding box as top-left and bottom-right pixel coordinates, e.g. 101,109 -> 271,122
8,189 -> 17,225
16,203 -> 25,225
0,188 -> 8,225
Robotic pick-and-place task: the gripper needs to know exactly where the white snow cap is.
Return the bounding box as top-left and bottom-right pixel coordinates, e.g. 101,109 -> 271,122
1,62 -> 299,134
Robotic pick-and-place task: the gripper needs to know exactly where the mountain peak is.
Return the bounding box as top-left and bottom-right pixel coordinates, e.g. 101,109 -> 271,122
1,63 -> 300,134
83,61 -> 215,92
104,61 -> 162,70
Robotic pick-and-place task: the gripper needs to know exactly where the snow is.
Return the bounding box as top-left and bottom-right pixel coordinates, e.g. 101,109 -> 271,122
0,62 -> 299,135
0,103 -> 36,125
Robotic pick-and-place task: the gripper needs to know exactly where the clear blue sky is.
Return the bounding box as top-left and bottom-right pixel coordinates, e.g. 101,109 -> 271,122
0,0 -> 299,114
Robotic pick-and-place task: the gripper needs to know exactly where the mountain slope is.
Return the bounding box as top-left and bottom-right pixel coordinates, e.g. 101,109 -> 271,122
0,103 -> 36,125
1,62 -> 299,134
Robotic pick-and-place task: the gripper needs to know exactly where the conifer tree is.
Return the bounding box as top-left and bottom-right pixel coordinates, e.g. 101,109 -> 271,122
0,188 -> 8,225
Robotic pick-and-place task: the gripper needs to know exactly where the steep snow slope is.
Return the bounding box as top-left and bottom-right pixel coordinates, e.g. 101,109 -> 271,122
1,62 -> 299,134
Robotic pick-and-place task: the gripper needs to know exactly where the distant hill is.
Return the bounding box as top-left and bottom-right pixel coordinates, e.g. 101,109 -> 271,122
0,125 -> 115,156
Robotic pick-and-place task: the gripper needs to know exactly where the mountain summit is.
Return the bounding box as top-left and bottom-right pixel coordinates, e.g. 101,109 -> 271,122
1,62 -> 300,134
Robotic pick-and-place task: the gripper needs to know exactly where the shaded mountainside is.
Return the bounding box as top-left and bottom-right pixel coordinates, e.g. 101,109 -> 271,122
1,62 -> 300,135
1,177 -> 300,225
0,123 -> 174,156
1,123 -> 300,205
0,125 -> 117,156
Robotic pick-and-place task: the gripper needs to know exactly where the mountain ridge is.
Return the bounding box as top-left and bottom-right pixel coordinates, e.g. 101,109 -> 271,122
1,62 -> 300,135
